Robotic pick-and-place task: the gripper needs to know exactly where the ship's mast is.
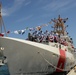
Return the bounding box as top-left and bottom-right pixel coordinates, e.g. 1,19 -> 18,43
51,15 -> 68,35
0,2 -> 7,36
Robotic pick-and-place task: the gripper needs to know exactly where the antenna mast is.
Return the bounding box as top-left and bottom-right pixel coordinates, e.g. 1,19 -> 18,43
51,15 -> 68,35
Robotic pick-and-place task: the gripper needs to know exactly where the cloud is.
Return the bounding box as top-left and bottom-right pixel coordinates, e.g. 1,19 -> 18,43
24,1 -> 31,6
2,0 -> 76,17
2,8 -> 9,16
2,0 -> 31,16
7,0 -> 25,15
42,0 -> 76,12
16,15 -> 33,22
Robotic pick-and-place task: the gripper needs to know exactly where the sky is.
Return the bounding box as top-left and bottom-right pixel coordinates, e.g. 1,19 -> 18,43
0,0 -> 76,47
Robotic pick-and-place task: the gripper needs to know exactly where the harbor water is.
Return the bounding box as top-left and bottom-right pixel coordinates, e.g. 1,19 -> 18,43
0,64 -> 10,75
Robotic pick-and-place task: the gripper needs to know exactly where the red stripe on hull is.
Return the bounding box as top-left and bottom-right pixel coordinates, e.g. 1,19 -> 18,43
56,49 -> 66,72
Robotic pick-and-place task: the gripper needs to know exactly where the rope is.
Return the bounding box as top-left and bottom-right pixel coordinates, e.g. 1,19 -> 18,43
11,52 -> 71,75
38,52 -> 70,71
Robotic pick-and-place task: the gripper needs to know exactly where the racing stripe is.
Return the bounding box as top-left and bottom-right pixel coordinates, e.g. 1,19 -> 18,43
56,49 -> 66,72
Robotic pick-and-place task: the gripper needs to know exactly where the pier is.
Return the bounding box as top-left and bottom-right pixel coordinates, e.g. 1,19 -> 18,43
67,66 -> 76,75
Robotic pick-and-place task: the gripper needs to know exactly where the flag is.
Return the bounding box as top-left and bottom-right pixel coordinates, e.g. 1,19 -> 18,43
36,26 -> 41,31
7,31 -> 10,34
48,21 -> 52,24
21,30 -> 25,35
14,31 -> 19,34
18,30 -> 22,34
29,28 -> 35,31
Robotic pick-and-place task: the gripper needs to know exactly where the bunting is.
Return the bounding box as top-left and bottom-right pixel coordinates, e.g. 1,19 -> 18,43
5,21 -> 52,35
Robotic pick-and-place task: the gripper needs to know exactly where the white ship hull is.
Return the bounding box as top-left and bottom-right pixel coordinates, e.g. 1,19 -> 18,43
0,37 -> 75,75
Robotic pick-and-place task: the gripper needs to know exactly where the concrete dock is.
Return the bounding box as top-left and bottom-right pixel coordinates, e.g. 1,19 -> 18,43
67,66 -> 76,75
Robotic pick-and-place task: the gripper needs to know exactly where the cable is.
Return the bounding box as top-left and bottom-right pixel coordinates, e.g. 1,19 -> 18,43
38,52 -> 70,71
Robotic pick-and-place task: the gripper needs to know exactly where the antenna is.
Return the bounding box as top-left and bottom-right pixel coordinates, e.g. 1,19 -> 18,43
51,15 -> 68,35
0,2 -> 7,36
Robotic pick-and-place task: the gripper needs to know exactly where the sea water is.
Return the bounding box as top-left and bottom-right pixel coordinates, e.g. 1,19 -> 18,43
0,64 -> 10,75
